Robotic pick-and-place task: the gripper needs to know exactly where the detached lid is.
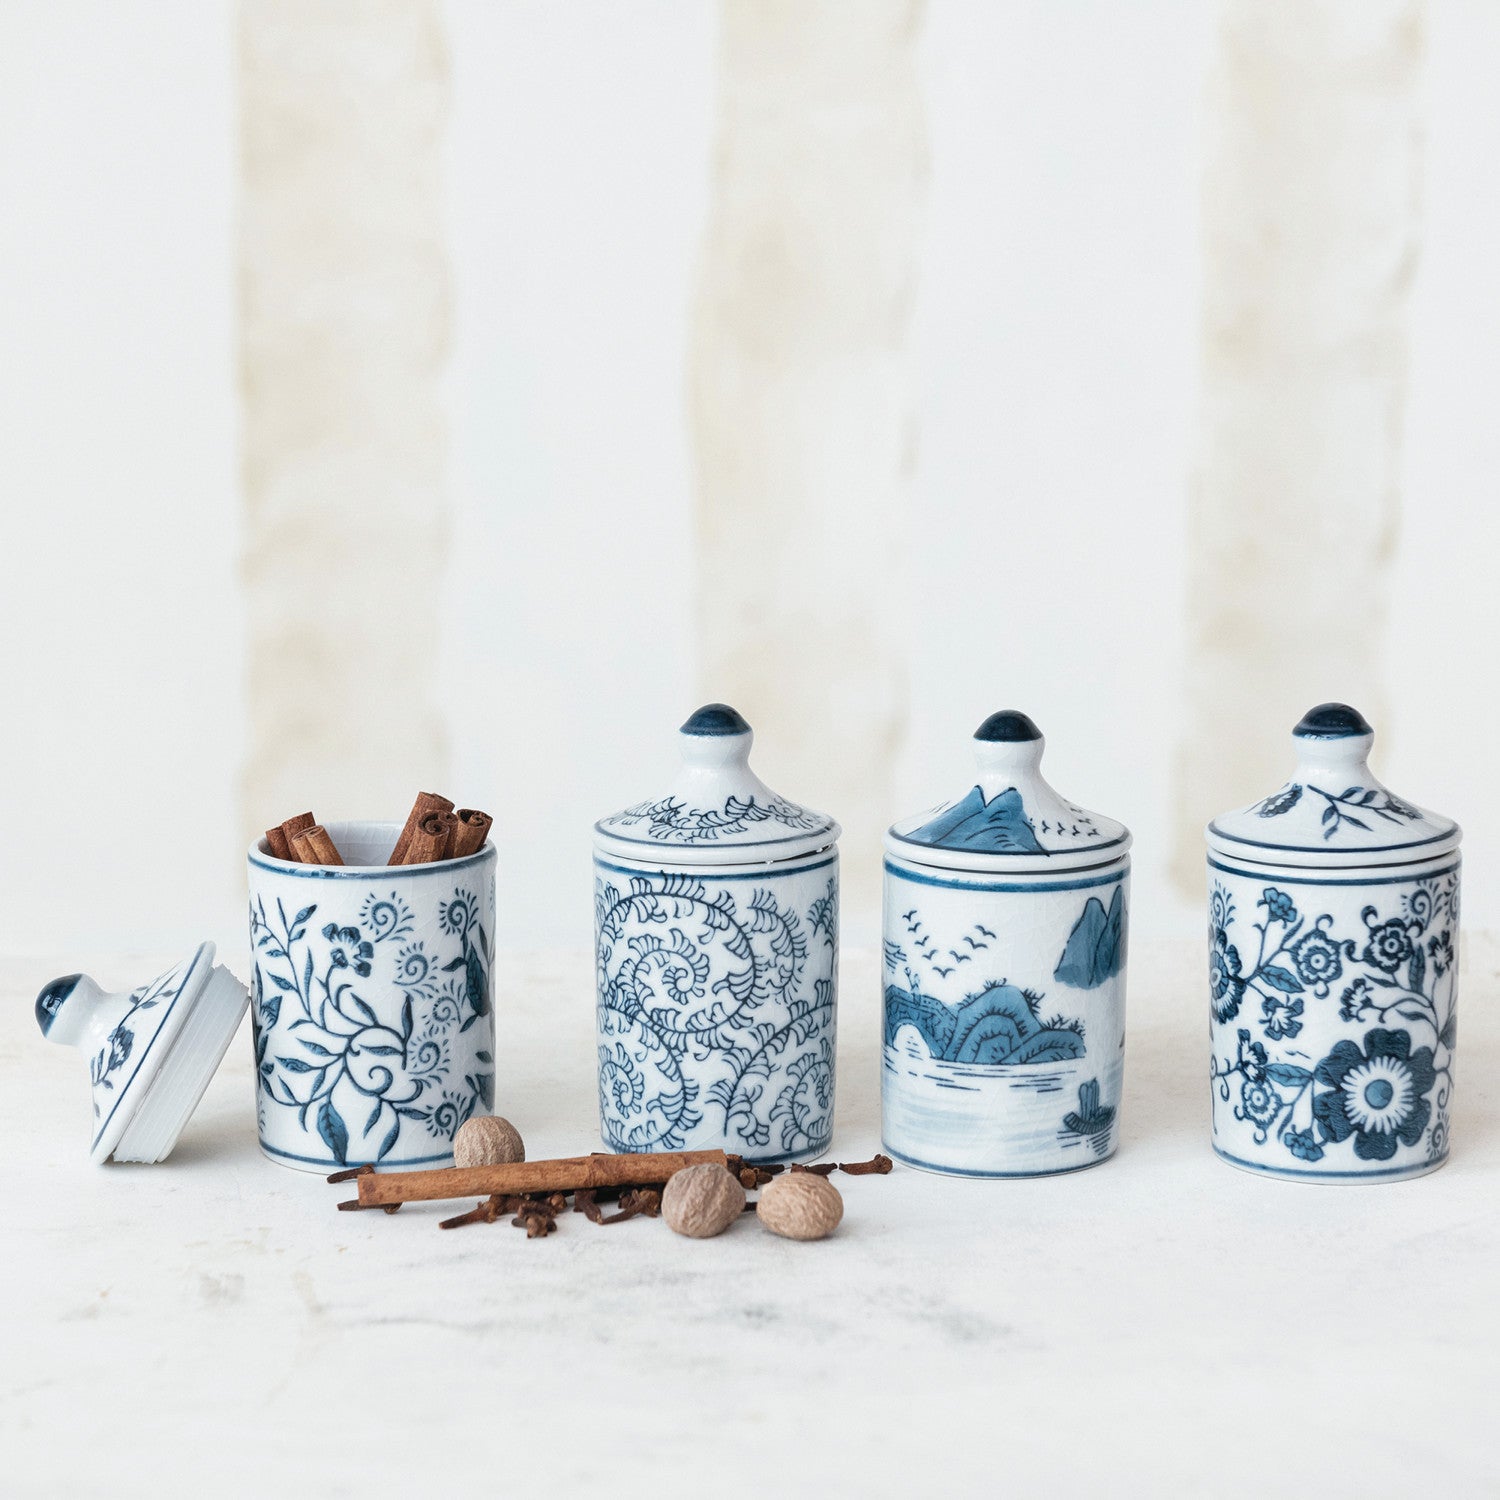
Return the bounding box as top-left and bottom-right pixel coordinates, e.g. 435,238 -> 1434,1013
37,943 -> 248,1164
594,703 -> 839,866
887,710 -> 1131,874
1207,702 -> 1460,868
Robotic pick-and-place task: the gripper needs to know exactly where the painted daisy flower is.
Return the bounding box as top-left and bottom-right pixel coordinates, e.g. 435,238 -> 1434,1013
1312,1028 -> 1436,1162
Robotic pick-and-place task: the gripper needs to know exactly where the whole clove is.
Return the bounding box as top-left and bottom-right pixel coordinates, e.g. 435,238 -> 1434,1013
838,1153 -> 895,1176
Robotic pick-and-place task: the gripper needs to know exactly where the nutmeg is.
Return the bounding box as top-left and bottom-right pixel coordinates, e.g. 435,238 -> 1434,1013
756,1171 -> 843,1241
452,1115 -> 525,1169
661,1162 -> 746,1238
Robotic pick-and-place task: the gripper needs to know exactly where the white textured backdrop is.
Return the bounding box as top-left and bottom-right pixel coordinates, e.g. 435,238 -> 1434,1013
2,0 -> 1498,965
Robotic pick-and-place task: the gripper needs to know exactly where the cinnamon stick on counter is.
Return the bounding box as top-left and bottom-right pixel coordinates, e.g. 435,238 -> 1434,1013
450,808 -> 493,858
355,1150 -> 731,1208
291,824 -> 344,866
388,792 -> 454,865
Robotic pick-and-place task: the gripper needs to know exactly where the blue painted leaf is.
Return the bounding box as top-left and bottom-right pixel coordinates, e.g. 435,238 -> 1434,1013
1343,816 -> 1370,831
302,951 -> 314,994
275,1055 -> 317,1072
298,1041 -> 335,1058
317,1099 -> 349,1164
269,973 -> 296,992
363,1044 -> 401,1056
294,904 -> 317,927
1266,1063 -> 1312,1085
1408,947 -> 1426,994
1259,966 -> 1304,994
350,994 -> 378,1026
1322,805 -> 1336,824
262,995 -> 281,1029
377,1118 -> 400,1160
397,1107 -> 428,1120
1342,786 -> 1363,799
442,957 -> 466,973
401,997 -> 413,1040
1440,1013 -> 1457,1049
365,1099 -> 382,1133
475,1050 -> 493,1064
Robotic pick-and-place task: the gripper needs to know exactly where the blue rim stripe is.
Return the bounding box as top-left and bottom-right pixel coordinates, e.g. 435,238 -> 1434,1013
1213,1145 -> 1448,1181
1207,822 -> 1457,856
882,1142 -> 1117,1178
248,844 -> 496,879
91,944 -> 207,1154
889,828 -> 1129,858
258,1140 -> 456,1169
594,852 -> 837,882
1208,856 -> 1460,887
594,823 -> 836,853
884,859 -> 1128,894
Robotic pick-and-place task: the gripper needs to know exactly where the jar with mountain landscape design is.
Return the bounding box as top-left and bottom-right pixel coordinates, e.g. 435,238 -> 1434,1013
882,711 -> 1131,1177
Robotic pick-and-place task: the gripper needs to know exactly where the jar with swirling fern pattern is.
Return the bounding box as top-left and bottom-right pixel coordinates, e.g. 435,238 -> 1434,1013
882,711 -> 1132,1178
1206,704 -> 1461,1183
592,704 -> 840,1163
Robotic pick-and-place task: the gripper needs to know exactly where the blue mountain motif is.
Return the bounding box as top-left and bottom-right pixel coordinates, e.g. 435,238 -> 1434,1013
884,982 -> 1085,1065
906,786 -> 1044,854
1053,888 -> 1126,989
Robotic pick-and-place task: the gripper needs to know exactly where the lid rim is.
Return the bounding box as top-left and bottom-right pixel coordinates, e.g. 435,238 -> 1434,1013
884,826 -> 1132,876
89,942 -> 214,1164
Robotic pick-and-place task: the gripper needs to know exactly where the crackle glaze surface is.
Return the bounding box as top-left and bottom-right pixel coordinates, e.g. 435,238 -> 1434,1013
593,851 -> 838,1161
249,824 -> 496,1172
1208,853 -> 1459,1180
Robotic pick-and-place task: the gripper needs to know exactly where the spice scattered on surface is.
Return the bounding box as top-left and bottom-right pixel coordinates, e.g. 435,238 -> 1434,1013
838,1153 -> 894,1176
757,1172 -> 844,1241
662,1163 -> 746,1238
453,1115 -> 526,1169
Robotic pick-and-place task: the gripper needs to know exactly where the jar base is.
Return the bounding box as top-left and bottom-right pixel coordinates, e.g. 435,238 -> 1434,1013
882,1140 -> 1118,1179
257,1141 -> 456,1174
1212,1144 -> 1449,1184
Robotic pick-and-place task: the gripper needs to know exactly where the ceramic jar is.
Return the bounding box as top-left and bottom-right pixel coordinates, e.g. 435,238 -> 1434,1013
248,820 -> 497,1172
592,704 -> 840,1162
882,711 -> 1131,1177
1207,703 -> 1461,1182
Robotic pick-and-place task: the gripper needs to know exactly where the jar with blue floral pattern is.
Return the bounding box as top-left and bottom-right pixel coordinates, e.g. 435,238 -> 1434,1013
592,704 -> 840,1162
1207,703 -> 1461,1182
882,711 -> 1131,1177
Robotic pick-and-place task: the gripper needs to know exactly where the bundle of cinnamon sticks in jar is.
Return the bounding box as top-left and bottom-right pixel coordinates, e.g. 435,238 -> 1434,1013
264,794 -> 492,867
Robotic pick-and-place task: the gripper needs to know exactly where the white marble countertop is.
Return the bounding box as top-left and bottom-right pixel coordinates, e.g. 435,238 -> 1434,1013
4,939 -> 1497,1497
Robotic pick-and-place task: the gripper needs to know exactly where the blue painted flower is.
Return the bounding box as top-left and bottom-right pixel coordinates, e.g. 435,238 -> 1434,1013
1236,1028 -> 1269,1083
1338,977 -> 1375,1023
106,1025 -> 133,1073
1427,930 -> 1454,978
1360,911 -> 1415,974
1289,924 -> 1345,993
1283,1128 -> 1324,1163
1260,888 -> 1298,926
1313,1028 -> 1436,1162
1256,784 -> 1303,818
1240,1075 -> 1283,1128
1260,993 -> 1304,1040
322,924 -> 374,977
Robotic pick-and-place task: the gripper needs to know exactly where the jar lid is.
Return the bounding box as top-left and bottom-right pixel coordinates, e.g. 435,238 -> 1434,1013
886,710 -> 1131,874
593,703 -> 839,867
36,942 -> 249,1164
1206,702 -> 1461,868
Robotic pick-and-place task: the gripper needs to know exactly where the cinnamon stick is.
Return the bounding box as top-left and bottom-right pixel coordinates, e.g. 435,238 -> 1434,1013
264,825 -> 294,860
279,811 -> 316,861
355,1150 -> 731,1207
388,792 -> 454,865
291,824 -> 344,866
404,812 -> 451,865
450,808 -> 493,858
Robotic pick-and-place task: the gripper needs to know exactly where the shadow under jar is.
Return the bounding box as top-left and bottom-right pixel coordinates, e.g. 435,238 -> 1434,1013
1206,703 -> 1461,1183
248,820 -> 497,1172
882,711 -> 1132,1178
592,704 -> 840,1163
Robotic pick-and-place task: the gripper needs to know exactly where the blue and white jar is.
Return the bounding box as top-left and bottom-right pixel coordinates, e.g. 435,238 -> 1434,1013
1207,703 -> 1461,1182
592,704 -> 840,1162
249,820 -> 497,1172
882,711 -> 1131,1177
